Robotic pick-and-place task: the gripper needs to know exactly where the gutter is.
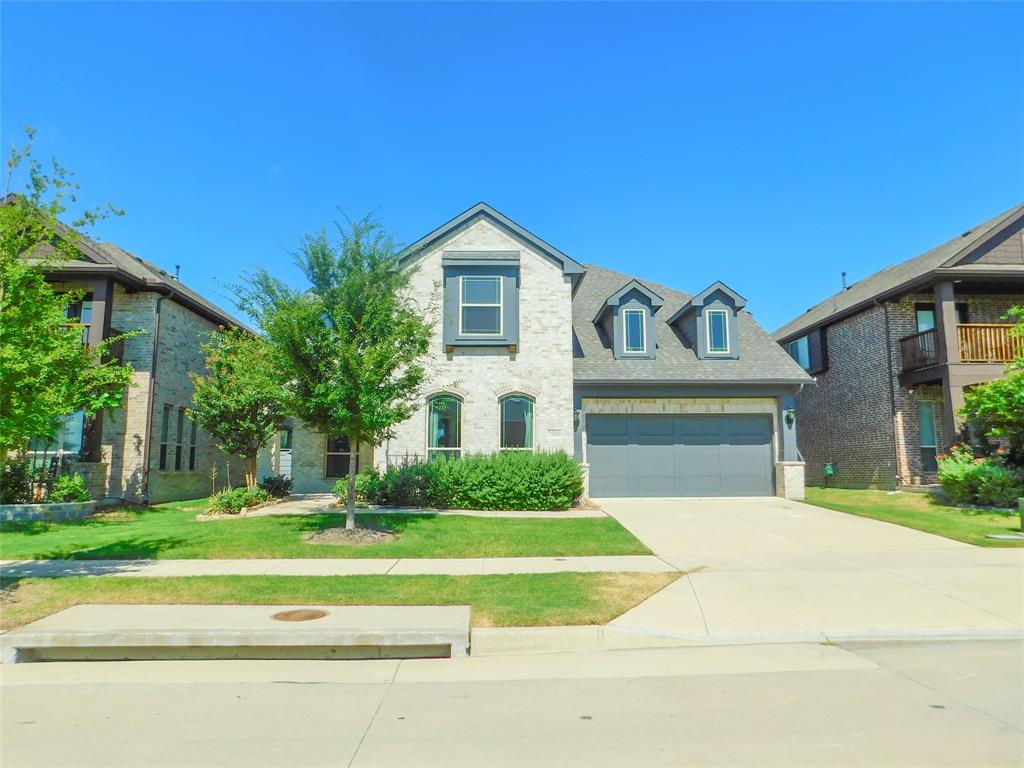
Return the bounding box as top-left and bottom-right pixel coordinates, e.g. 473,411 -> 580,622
140,295 -> 165,502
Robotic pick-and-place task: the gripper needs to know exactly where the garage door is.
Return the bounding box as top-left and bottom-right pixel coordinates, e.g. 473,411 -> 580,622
586,414 -> 774,497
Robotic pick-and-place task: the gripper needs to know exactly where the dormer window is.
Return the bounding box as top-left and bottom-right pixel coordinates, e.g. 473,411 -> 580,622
706,309 -> 730,353
623,308 -> 647,353
460,276 -> 503,335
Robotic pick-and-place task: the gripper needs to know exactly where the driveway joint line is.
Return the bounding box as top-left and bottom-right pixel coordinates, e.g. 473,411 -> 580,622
879,565 -> 1023,628
346,659 -> 400,768
685,573 -> 711,635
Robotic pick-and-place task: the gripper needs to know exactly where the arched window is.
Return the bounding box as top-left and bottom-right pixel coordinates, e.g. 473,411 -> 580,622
427,395 -> 462,461
500,395 -> 534,451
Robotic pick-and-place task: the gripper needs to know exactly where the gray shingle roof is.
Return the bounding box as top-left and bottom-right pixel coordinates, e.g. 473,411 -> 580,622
772,203 -> 1024,343
572,264 -> 811,384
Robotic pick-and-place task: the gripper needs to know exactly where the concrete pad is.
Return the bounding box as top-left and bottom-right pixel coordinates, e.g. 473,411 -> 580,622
690,568 -> 1022,635
1,604 -> 471,662
885,565 -> 1024,625
610,575 -> 708,635
396,642 -> 878,683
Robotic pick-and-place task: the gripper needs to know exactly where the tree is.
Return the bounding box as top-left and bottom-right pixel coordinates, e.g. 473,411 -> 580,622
189,328 -> 288,489
234,213 -> 432,529
0,127 -> 133,470
960,306 -> 1024,466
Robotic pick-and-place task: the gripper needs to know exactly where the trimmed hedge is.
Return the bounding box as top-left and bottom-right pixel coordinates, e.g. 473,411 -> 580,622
351,451 -> 584,511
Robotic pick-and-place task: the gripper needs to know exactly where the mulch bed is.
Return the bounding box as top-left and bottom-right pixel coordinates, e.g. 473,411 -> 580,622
303,525 -> 397,546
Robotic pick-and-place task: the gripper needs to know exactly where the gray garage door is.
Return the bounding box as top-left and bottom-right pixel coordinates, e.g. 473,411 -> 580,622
586,414 -> 774,497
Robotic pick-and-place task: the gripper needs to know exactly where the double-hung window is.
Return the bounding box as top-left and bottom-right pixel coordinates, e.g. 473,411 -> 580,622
325,435 -> 353,478
459,276 -> 502,336
159,405 -> 172,470
188,418 -> 198,471
175,407 -> 186,470
622,308 -> 646,353
706,309 -> 730,353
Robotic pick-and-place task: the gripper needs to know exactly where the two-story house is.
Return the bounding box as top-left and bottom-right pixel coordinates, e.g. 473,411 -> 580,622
26,212 -> 248,503
773,203 -> 1024,488
263,203 -> 812,499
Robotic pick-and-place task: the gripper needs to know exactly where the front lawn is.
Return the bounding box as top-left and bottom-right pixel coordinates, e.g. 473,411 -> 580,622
0,501 -> 649,560
804,487 -> 1024,547
0,572 -> 678,629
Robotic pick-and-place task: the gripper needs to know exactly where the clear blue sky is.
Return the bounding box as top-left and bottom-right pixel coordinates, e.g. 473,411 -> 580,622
3,1 -> 1022,332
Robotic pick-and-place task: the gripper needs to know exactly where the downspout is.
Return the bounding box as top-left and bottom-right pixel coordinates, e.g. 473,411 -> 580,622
879,299 -> 903,489
140,296 -> 165,502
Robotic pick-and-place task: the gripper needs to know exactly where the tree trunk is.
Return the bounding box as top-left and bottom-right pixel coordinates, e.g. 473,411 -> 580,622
247,456 -> 258,489
345,439 -> 358,530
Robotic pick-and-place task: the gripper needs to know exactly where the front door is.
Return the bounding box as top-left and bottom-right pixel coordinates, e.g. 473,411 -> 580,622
279,428 -> 293,480
917,402 -> 938,473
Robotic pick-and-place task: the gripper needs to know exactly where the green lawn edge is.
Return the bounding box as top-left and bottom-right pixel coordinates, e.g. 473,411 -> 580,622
0,572 -> 679,630
803,487 -> 1024,547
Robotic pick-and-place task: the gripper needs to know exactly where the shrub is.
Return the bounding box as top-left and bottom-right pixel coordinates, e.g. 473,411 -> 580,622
353,466 -> 383,503
259,474 -> 293,498
938,448 -> 1024,508
0,459 -> 33,504
354,452 -> 584,511
48,473 -> 90,503
208,485 -> 272,514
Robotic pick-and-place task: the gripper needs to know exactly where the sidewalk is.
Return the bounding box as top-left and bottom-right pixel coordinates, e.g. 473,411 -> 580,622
0,555 -> 674,579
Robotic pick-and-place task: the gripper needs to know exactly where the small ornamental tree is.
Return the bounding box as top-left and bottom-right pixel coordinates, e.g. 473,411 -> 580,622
234,213 -> 432,530
961,306 -> 1024,467
0,127 -> 133,474
189,328 -> 288,489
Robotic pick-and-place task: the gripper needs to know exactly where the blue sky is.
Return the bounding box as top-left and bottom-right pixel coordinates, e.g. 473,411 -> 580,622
3,1 -> 1022,332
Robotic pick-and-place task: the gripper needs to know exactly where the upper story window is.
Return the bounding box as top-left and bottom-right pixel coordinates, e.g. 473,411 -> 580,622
428,394 -> 462,461
500,395 -> 534,450
459,276 -> 503,336
706,309 -> 730,353
788,335 -> 811,370
64,293 -> 94,344
622,308 -> 647,353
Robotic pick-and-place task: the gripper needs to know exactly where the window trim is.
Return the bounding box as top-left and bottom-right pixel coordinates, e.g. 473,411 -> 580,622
706,309 -> 730,354
621,308 -> 647,354
788,335 -> 811,371
458,275 -> 503,337
426,394 -> 463,461
498,394 -> 536,451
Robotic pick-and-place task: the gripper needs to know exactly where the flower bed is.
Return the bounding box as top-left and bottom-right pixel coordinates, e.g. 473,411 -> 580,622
937,444 -> 1024,509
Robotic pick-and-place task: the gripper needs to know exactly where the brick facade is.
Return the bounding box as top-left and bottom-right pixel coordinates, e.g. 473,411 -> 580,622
794,290 -> 1022,488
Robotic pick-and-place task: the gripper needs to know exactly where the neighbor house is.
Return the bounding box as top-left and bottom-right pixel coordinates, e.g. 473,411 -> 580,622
261,203 -> 812,499
25,213 -> 248,503
773,203 -> 1024,488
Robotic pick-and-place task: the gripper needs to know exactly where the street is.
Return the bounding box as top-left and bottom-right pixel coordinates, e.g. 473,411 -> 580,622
2,640 -> 1021,767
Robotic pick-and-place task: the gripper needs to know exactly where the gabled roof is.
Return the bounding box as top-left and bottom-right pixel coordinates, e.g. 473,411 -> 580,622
5,195 -> 248,330
592,279 -> 664,323
396,202 -> 587,276
573,264 -> 811,385
667,280 -> 747,324
773,202 -> 1024,343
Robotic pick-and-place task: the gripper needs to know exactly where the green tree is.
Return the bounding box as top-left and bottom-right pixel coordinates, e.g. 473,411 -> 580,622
189,328 -> 288,489
234,213 -> 432,529
0,128 -> 133,469
961,306 -> 1024,466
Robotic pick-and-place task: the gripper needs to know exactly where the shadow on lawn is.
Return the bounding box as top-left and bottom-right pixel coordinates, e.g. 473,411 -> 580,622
32,535 -> 193,561
292,512 -> 437,536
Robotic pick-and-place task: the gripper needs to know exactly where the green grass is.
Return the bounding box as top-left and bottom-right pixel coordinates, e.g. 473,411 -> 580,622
0,572 -> 678,630
804,487 -> 1024,547
0,502 -> 649,560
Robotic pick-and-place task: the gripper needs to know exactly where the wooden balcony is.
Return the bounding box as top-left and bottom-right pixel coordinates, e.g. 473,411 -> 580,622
957,324 -> 1023,363
901,324 -> 1020,372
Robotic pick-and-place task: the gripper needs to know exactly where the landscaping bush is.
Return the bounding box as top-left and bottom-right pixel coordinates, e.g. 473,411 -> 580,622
258,474 -> 293,498
208,485 -> 272,514
48,473 -> 90,503
938,445 -> 1024,508
352,452 -> 584,511
0,459 -> 33,504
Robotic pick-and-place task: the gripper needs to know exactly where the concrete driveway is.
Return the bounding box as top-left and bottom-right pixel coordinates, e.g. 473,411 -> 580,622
595,497 -> 1024,640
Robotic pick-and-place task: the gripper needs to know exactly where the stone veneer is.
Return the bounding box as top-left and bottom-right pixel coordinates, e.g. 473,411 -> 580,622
378,218 -> 576,465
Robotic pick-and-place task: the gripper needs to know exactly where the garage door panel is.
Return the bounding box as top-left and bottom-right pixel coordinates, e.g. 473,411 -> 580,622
587,413 -> 773,498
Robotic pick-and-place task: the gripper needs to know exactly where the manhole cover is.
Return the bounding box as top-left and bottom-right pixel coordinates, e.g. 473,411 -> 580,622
272,609 -> 329,622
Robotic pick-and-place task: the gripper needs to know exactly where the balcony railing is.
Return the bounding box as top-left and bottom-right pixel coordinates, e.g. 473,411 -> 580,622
958,324 -> 1022,363
900,329 -> 939,371
901,324 -> 1021,371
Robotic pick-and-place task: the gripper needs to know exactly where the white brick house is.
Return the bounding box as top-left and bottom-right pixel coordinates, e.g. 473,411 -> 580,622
267,203 -> 812,499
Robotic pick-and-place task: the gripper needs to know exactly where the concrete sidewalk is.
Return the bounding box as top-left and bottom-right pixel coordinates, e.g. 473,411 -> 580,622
0,554 -> 675,579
